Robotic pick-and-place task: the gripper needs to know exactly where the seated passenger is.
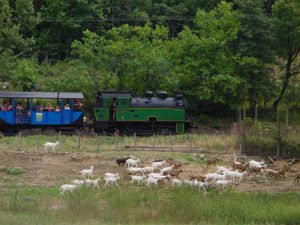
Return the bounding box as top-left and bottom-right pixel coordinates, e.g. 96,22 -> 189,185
46,103 -> 54,112
6,103 -> 12,111
55,106 -> 61,112
64,104 -> 70,110
16,103 -> 23,111
74,99 -> 83,111
38,104 -> 44,112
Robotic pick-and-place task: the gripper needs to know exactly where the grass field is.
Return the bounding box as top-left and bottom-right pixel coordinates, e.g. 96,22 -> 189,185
1,186 -> 300,225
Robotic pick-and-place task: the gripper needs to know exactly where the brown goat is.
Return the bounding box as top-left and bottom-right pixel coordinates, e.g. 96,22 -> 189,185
249,166 -> 263,177
164,169 -> 183,178
189,174 -> 205,182
231,162 -> 247,172
206,159 -> 217,167
290,172 -> 300,182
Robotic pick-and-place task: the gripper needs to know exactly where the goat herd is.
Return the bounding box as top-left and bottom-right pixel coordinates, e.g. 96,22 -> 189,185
59,156 -> 300,197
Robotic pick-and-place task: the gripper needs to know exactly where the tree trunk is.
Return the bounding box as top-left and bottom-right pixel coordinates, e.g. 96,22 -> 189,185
273,53 -> 293,110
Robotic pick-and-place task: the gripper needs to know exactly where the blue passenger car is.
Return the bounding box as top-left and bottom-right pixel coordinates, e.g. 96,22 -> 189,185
0,91 -> 84,134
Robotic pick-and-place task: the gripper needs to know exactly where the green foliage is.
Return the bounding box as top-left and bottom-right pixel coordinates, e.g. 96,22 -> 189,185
4,167 -> 24,175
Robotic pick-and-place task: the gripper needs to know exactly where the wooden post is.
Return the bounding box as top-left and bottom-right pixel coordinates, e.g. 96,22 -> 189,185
254,104 -> 258,123
238,106 -> 242,131
134,132 -> 137,150
285,104 -> 289,129
188,133 -> 192,151
95,133 -> 99,151
152,133 -> 155,151
276,106 -> 280,157
17,132 -> 21,151
170,132 -> 173,151
242,106 -> 246,153
77,130 -> 80,150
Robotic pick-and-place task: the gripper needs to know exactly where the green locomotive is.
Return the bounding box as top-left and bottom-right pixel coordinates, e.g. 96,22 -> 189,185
93,91 -> 190,134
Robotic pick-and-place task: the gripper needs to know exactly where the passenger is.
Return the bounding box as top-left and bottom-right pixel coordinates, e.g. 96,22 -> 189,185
38,104 -> 44,112
16,103 -> 22,124
64,104 -> 70,110
46,103 -> 54,112
74,99 -> 83,111
6,103 -> 12,111
55,106 -> 61,112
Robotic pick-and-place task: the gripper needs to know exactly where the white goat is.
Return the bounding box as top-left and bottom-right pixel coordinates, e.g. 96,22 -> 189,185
215,180 -> 231,189
151,160 -> 166,169
204,173 -> 221,183
130,175 -> 146,185
224,170 -> 246,182
104,172 -> 120,179
171,178 -> 182,187
85,178 -> 101,189
80,166 -> 94,179
248,160 -> 266,168
212,174 -> 226,183
145,177 -> 158,187
43,141 -> 59,152
142,166 -> 155,174
104,177 -> 119,187
193,180 -> 207,191
72,179 -> 85,186
160,165 -> 174,174
125,158 -> 140,167
128,167 -> 144,175
183,179 -> 194,186
59,184 -> 78,197
216,166 -> 230,174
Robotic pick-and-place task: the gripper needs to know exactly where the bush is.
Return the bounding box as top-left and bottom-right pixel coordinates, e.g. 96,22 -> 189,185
5,167 -> 24,175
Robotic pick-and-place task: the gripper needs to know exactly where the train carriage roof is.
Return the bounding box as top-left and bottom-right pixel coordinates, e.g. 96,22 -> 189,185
0,91 -> 84,99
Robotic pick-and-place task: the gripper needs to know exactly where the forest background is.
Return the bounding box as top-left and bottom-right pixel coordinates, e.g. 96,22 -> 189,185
0,0 -> 299,120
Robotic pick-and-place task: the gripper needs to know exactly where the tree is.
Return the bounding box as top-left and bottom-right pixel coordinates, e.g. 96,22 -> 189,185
272,0 -> 300,110
168,1 -> 241,111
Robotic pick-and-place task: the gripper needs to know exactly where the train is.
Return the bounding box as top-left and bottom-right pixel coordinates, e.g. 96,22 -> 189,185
0,91 -> 191,135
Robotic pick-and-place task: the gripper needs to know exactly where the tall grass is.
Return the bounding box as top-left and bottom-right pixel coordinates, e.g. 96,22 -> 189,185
1,187 -> 299,225
0,133 -> 237,153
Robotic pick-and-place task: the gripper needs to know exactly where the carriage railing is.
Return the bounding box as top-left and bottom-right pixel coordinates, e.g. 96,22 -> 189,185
15,111 -> 31,124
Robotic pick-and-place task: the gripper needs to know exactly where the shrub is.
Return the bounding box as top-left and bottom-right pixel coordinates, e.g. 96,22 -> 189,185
5,167 -> 24,175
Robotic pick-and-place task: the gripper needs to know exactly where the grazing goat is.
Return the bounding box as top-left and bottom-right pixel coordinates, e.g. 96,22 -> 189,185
183,179 -> 194,186
193,180 -> 207,191
80,166 -> 94,179
142,166 -> 155,174
264,169 -> 282,179
216,166 -> 230,174
160,165 -> 174,174
204,173 -> 221,183
206,158 -> 218,167
130,175 -> 146,185
128,167 -> 144,175
72,180 -> 85,186
145,177 -> 158,187
59,184 -> 78,197
215,180 -> 230,189
125,158 -> 140,167
166,169 -> 183,178
85,178 -> 101,189
104,177 -> 119,187
224,171 -> 246,182
151,160 -> 166,169
231,162 -> 247,172
116,157 -> 130,166
171,178 -> 182,187
189,174 -> 205,182
43,141 -> 59,152
104,172 -> 120,179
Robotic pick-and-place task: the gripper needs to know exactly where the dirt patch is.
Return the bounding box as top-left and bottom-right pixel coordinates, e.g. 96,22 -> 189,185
0,150 -> 299,192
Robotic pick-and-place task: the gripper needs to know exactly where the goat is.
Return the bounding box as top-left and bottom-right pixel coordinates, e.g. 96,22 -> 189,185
183,179 -> 194,186
231,162 -> 247,172
59,184 -> 78,197
151,160 -> 166,169
215,180 -> 230,189
116,157 -> 130,166
145,177 -> 158,187
165,169 -> 183,178
142,166 -> 155,174
104,172 -> 120,179
160,165 -> 174,174
171,178 -> 182,187
204,173 -> 221,183
72,179 -> 85,186
43,141 -> 59,152
125,158 -> 140,167
80,166 -> 94,179
224,170 -> 246,182
130,175 -> 146,185
85,178 -> 101,189
128,167 -> 144,175
189,174 -> 205,182
104,177 -> 119,187
289,172 -> 300,182
193,180 -> 207,191
206,158 -> 218,167
248,166 -> 263,177
216,166 -> 230,174
248,160 -> 266,168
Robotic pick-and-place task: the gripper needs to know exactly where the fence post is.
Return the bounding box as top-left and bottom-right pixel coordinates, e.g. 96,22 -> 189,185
17,132 -> 22,151
152,133 -> 155,151
254,104 -> 258,123
95,133 -> 99,151
188,133 -> 193,151
285,104 -> 289,129
77,130 -> 80,150
242,106 -> 246,153
276,106 -> 280,157
170,132 -> 173,151
134,132 -> 137,150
